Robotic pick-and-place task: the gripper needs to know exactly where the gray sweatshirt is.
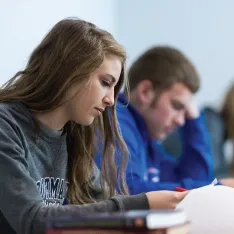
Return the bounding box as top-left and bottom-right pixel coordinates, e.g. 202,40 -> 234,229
0,102 -> 149,234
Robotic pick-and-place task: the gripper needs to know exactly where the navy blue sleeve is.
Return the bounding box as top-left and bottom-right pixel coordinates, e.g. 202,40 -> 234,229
150,140 -> 213,190
176,111 -> 214,181
124,130 -> 212,193
150,111 -> 214,190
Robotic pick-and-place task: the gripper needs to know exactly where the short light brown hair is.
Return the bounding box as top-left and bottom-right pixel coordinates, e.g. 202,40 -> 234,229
128,46 -> 200,94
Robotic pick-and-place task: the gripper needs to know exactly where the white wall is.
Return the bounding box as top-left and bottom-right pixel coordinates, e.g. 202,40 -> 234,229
0,0 -> 117,85
1,1 -> 234,108
117,0 -> 234,108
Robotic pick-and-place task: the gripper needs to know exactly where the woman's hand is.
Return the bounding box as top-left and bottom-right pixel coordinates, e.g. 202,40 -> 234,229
146,190 -> 188,210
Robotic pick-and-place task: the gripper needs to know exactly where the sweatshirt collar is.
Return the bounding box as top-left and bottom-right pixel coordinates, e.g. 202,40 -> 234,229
118,93 -> 151,147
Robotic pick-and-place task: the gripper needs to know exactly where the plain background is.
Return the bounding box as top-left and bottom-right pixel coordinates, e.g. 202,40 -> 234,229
1,0 -> 234,108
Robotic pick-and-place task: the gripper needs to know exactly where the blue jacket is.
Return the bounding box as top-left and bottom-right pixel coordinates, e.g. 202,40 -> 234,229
96,94 -> 215,194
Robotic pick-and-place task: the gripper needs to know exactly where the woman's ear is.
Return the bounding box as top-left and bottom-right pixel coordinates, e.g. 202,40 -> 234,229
136,80 -> 154,106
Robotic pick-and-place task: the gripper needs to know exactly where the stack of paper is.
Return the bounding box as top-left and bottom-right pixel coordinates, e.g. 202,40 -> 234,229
177,185 -> 234,234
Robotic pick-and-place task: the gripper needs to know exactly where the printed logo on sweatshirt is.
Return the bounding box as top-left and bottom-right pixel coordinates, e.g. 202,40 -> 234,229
36,177 -> 68,206
144,167 -> 160,183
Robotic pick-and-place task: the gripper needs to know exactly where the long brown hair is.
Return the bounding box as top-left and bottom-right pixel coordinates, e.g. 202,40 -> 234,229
0,18 -> 129,204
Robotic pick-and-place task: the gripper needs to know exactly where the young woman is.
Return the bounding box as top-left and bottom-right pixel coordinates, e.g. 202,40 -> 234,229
0,18 -> 187,234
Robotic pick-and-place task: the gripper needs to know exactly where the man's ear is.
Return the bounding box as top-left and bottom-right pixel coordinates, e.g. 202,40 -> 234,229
136,80 -> 154,106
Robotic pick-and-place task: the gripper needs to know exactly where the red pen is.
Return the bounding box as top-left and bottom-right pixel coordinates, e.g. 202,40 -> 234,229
175,187 -> 188,192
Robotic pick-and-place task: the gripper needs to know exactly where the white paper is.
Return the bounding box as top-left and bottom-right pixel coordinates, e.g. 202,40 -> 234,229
176,185 -> 234,234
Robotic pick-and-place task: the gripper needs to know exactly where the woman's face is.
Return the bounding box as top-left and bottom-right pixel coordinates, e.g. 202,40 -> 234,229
64,55 -> 122,125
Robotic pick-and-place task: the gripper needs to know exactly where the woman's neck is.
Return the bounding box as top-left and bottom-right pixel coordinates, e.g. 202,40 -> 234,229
33,106 -> 68,131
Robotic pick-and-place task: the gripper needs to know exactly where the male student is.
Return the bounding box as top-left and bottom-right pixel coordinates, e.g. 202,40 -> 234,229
96,46 -> 233,194
96,46 -> 212,192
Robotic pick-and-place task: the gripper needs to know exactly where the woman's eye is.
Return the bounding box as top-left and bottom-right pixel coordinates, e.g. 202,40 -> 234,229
102,80 -> 111,87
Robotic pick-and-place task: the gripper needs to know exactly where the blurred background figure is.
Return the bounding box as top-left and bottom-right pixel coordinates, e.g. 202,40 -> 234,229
164,82 -> 234,178
221,83 -> 234,176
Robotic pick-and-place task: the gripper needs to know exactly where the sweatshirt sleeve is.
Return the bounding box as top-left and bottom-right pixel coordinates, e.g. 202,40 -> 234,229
0,113 -> 149,234
150,112 -> 214,190
176,111 -> 214,181
150,142 -> 213,190
123,132 -> 212,193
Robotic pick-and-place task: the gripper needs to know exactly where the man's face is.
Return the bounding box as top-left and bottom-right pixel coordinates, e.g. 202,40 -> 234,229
141,82 -> 193,141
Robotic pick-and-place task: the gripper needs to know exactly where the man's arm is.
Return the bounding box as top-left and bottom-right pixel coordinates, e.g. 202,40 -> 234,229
176,111 -> 214,181
150,138 -> 214,190
117,110 -> 211,193
151,111 -> 214,186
